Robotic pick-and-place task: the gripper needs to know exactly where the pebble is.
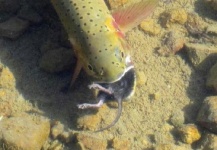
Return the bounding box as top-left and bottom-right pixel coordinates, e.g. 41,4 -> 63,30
0,16 -> 29,39
140,19 -> 161,36
157,31 -> 185,56
184,43 -> 217,72
76,134 -> 107,150
17,5 -> 43,24
136,71 -> 147,86
206,62 -> 217,92
111,137 -> 131,150
39,47 -> 75,73
51,121 -> 65,139
170,110 -> 185,128
178,124 -> 201,144
160,8 -> 188,28
0,115 -> 50,150
197,96 -> 217,134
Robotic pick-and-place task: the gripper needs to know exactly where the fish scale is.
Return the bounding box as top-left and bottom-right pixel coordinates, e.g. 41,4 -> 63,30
51,0 -> 127,82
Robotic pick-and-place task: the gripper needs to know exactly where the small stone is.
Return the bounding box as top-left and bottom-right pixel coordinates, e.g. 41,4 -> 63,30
48,140 -> 64,150
112,137 -> 131,150
0,115 -> 50,150
199,132 -> 217,150
206,63 -> 217,91
158,31 -> 185,56
153,92 -> 161,100
136,71 -> 147,86
51,121 -> 64,139
170,110 -> 185,128
77,104 -> 117,131
178,124 -> 201,144
76,134 -> 107,150
140,19 -> 161,36
107,0 -> 129,9
0,16 -> 29,39
0,0 -> 20,13
59,131 -> 74,143
18,5 -> 43,24
160,8 -> 188,28
197,96 -> 217,134
185,43 -> 217,72
39,47 -> 75,73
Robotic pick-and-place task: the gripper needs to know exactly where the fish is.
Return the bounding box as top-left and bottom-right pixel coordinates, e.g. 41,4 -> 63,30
50,0 -> 159,132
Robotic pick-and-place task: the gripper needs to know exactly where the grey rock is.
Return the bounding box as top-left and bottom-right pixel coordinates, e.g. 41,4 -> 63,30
0,16 -> 29,39
197,96 -> 217,134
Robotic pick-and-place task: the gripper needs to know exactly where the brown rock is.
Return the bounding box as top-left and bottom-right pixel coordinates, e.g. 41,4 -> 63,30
206,62 -> 217,91
178,124 -> 201,144
0,115 -> 50,150
76,134 -> 107,150
185,43 -> 217,71
158,31 -> 185,56
39,47 -> 75,73
0,16 -> 29,39
112,137 -> 131,150
197,96 -> 217,134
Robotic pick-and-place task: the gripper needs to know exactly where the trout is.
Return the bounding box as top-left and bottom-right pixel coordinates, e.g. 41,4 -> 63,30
50,0 -> 158,132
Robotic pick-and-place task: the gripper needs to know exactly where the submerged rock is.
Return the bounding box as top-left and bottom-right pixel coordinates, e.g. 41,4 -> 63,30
197,96 -> 217,134
111,137 -> 131,150
178,124 -> 201,144
206,62 -> 217,92
160,8 -> 188,28
157,31 -> 185,56
185,43 -> 217,72
198,132 -> 217,150
76,134 -> 107,150
39,47 -> 75,73
0,16 -> 29,39
0,115 -> 50,150
140,19 -> 161,36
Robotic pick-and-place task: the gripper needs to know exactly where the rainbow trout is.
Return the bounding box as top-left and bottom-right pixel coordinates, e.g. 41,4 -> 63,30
50,0 -> 158,132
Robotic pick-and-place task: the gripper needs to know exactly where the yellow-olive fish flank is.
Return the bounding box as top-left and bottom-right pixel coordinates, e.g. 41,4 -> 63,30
50,0 -> 158,131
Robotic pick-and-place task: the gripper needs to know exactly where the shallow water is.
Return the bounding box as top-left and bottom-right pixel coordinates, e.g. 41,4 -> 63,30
0,0 -> 217,149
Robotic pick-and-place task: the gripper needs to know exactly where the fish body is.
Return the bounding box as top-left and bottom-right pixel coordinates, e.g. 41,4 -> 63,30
51,0 -> 158,131
51,0 -> 128,82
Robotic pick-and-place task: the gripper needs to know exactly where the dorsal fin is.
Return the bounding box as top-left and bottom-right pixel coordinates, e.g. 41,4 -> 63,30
112,0 -> 159,33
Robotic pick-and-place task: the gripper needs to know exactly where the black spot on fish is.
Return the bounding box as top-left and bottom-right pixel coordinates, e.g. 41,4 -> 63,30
88,64 -> 93,71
